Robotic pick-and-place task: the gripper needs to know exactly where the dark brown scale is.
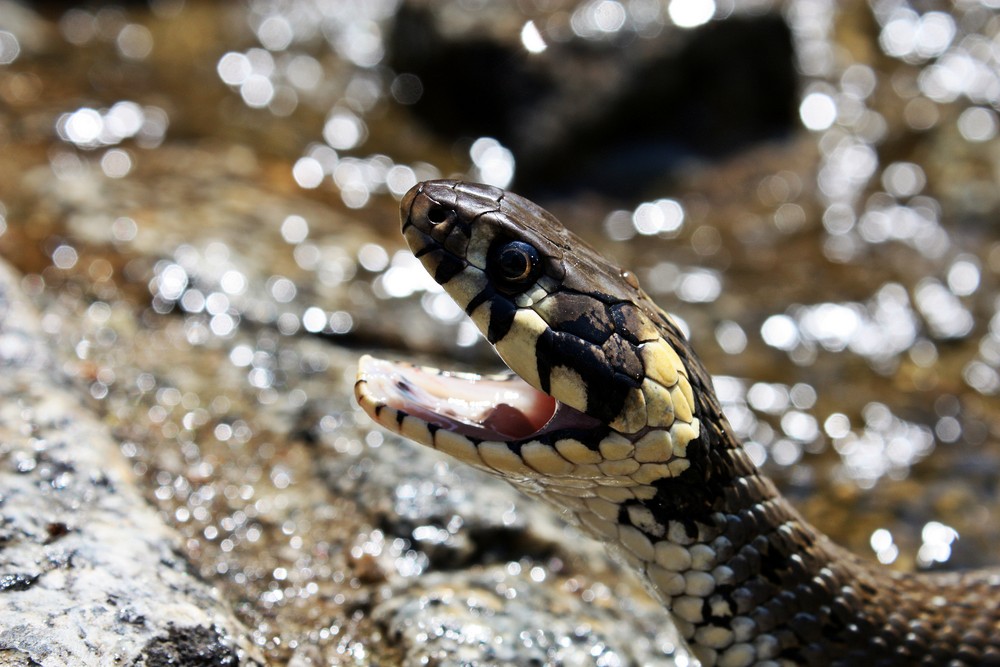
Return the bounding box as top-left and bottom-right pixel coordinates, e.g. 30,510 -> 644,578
608,301 -> 658,344
602,335 -> 644,386
723,513 -> 749,545
728,554 -> 752,584
539,292 -> 615,345
712,535 -> 734,561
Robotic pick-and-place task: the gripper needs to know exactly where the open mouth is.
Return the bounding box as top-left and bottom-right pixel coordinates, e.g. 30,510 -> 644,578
356,355 -> 599,443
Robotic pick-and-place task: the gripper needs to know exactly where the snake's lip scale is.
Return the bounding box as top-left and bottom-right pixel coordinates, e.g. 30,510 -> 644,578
357,180 -> 1000,667
356,354 -> 564,441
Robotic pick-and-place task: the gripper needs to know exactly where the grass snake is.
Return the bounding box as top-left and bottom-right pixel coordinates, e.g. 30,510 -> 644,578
356,180 -> 1000,667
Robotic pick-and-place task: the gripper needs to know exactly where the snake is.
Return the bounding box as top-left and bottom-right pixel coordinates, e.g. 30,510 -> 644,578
354,180 -> 1000,667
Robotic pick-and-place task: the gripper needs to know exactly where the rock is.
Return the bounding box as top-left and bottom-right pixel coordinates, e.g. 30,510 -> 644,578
0,259 -> 262,666
390,3 -> 797,197
372,567 -> 682,667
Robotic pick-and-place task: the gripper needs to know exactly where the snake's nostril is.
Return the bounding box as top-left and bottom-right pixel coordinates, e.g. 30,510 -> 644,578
427,205 -> 449,224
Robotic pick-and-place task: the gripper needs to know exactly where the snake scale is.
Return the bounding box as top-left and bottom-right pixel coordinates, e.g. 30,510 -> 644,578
355,180 -> 1000,667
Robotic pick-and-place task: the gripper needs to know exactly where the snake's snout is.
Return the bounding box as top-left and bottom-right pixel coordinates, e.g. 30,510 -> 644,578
400,180 -> 462,236
399,181 -> 423,231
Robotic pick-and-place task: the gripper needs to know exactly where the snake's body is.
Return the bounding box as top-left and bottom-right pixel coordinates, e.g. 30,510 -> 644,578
356,180 -> 1000,666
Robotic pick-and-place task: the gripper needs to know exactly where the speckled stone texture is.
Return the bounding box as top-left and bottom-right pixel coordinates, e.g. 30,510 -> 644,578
0,259 -> 261,666
371,568 -> 679,667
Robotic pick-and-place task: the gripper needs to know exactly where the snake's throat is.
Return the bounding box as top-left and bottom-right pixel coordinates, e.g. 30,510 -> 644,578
356,355 -> 600,442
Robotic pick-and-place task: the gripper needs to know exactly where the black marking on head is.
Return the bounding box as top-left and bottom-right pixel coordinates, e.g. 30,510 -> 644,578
465,286 -> 492,316
536,329 -> 630,424
637,427 -> 719,530
434,252 -> 466,284
546,292 -> 614,345
609,301 -> 653,345
395,410 -> 407,425
602,335 -> 644,386
487,295 -> 518,344
536,329 -> 554,394
413,244 -> 436,258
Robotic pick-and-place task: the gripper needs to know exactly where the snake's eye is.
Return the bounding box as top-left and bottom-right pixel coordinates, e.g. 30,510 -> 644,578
488,240 -> 541,292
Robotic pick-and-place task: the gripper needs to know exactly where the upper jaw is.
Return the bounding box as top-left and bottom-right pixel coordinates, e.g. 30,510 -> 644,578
400,180 -> 505,235
355,354 -> 602,445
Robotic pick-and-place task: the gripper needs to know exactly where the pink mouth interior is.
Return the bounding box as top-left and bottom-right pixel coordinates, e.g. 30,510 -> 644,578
359,356 -> 597,441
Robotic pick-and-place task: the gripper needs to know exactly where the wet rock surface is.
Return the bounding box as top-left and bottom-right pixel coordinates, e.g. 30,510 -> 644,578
371,567 -> 681,667
0,260 -> 261,666
1,0 -> 999,665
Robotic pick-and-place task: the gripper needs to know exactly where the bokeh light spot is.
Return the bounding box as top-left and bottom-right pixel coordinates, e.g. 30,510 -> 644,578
521,21 -> 547,54
390,73 -> 423,105
668,0 -> 715,28
0,30 -> 20,65
470,137 -> 514,188
292,157 -> 324,189
323,110 -> 366,150
117,24 -> 153,60
761,315 -> 799,351
799,92 -> 836,131
957,107 -> 998,143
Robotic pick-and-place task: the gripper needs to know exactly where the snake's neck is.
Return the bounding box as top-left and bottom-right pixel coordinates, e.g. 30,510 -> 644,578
626,376 -> 1000,666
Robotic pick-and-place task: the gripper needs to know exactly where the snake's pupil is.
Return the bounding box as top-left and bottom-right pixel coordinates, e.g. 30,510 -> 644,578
489,240 -> 540,291
500,247 -> 529,279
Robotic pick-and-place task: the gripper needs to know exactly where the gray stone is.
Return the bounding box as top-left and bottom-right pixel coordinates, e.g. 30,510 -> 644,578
0,260 -> 262,666
372,567 -> 683,667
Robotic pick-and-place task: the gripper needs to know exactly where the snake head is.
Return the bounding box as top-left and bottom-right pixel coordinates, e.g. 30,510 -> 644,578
356,180 -> 701,536
357,180 -> 702,482
397,180 -> 697,437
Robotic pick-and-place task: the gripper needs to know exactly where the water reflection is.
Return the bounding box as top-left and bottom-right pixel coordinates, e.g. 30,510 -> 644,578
869,527 -> 898,564
830,404 -> 935,488
469,137 -> 515,188
6,0 -> 1000,661
668,0 -> 716,29
918,520 -> 958,567
0,30 -> 20,64
957,106 -> 998,141
56,102 -> 168,150
520,20 -> 547,53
